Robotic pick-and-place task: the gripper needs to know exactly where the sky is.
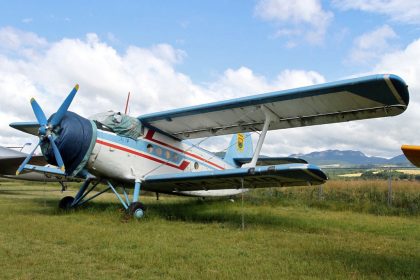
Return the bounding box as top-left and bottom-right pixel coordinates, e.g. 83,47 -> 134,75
0,0 -> 420,158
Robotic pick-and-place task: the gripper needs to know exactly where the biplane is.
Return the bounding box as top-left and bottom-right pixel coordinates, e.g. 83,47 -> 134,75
9,74 -> 409,218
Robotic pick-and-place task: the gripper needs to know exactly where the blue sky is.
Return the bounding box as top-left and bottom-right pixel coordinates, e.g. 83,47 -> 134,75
1,0 -> 420,157
2,0 -> 417,81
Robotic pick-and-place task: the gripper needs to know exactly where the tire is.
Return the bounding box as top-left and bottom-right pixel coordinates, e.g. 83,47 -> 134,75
59,196 -> 75,210
128,202 -> 146,219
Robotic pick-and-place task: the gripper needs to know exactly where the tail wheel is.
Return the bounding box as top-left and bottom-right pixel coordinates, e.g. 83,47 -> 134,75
128,202 -> 146,219
59,196 -> 75,210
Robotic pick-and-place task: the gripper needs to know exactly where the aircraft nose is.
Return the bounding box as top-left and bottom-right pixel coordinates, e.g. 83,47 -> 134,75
42,111 -> 96,176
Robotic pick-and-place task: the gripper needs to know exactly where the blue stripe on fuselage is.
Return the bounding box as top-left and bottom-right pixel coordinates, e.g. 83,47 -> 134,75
96,130 -> 221,170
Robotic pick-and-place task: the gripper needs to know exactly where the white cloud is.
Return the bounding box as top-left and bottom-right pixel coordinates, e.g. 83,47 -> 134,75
348,25 -> 398,64
207,67 -> 325,102
263,38 -> 420,158
0,28 -> 329,155
0,29 -> 211,147
1,27 -> 419,159
0,26 -> 47,51
333,0 -> 420,25
373,38 -> 420,90
255,0 -> 333,44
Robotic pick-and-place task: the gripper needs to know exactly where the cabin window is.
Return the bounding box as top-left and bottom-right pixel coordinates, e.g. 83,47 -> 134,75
194,162 -> 199,170
147,144 -> 153,153
173,154 -> 179,161
165,150 -> 171,159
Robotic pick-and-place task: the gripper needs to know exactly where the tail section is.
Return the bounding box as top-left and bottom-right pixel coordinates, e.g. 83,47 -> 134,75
224,133 -> 253,167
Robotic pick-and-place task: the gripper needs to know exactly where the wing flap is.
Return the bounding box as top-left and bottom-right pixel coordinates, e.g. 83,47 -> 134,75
139,74 -> 409,139
142,163 -> 327,192
234,157 -> 307,166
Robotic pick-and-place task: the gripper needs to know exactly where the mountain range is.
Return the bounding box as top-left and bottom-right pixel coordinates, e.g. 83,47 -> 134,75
289,150 -> 412,167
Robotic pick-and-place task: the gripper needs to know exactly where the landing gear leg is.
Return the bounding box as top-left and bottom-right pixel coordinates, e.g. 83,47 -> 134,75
128,179 -> 145,219
59,181 -> 68,192
59,176 -> 102,210
58,177 -> 92,210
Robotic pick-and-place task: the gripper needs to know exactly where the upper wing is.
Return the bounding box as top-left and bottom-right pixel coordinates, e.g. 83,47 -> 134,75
142,163 -> 327,193
401,145 -> 420,167
139,74 -> 409,139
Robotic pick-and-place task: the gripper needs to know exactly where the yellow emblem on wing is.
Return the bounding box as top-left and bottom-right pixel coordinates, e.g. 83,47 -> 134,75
237,133 -> 244,152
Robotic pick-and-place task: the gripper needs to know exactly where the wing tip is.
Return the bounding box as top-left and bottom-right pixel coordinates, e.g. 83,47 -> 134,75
384,74 -> 410,106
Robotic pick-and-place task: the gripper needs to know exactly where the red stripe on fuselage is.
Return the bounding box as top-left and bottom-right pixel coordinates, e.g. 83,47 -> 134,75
96,139 -> 190,171
145,130 -> 225,170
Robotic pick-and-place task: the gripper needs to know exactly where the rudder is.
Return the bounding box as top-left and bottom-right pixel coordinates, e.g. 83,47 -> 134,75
223,133 -> 253,167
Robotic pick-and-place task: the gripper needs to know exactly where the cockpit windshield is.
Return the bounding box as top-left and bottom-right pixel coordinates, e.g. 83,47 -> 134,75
89,111 -> 142,139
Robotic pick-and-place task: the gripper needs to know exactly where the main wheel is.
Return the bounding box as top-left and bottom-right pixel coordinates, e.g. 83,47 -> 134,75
128,202 -> 146,219
59,196 -> 75,210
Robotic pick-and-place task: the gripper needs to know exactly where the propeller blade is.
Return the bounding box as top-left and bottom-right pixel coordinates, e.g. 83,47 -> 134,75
48,135 -> 65,172
16,141 -> 41,175
50,84 -> 79,126
30,98 -> 47,126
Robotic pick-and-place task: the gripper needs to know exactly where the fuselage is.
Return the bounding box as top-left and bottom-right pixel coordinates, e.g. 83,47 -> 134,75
87,127 -> 241,196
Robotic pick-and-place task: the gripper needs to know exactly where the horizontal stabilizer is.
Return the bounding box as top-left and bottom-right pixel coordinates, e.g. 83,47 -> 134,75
142,163 -> 327,193
234,157 -> 307,166
9,122 -> 40,136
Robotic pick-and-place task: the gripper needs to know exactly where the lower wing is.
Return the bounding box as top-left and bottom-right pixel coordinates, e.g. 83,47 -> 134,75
0,146 -> 47,175
142,163 -> 327,193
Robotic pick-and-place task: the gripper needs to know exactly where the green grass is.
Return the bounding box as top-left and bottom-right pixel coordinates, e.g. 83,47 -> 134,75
251,180 -> 420,216
0,179 -> 419,279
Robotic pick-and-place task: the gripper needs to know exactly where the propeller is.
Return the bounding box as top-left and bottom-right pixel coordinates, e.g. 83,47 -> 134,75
16,84 -> 79,175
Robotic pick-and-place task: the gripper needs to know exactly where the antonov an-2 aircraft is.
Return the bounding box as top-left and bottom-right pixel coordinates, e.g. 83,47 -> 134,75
9,74 -> 409,218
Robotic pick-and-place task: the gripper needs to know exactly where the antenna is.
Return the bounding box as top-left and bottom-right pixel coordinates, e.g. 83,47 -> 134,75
124,92 -> 131,114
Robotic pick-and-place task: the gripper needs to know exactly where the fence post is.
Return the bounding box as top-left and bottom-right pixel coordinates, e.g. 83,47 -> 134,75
319,184 -> 324,201
388,166 -> 392,207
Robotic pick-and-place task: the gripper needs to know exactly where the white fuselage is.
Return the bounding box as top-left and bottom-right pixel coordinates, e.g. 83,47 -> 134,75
87,128 -> 244,197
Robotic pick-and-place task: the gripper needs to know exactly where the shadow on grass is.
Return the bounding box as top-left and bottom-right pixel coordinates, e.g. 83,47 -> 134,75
28,196 -> 330,232
0,189 -> 59,196
144,199 -> 331,232
325,248 -> 419,279
31,197 -> 122,214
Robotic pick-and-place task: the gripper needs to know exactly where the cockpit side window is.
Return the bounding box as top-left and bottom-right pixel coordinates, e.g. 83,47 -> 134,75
93,120 -> 113,133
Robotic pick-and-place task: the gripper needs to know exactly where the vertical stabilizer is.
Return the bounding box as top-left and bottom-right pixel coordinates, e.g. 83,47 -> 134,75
223,133 -> 253,167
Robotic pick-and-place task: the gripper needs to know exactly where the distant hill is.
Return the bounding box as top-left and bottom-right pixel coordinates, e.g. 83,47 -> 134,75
289,150 -> 412,167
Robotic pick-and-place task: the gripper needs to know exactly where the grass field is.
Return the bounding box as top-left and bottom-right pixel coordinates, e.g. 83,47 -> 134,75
0,179 -> 419,279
